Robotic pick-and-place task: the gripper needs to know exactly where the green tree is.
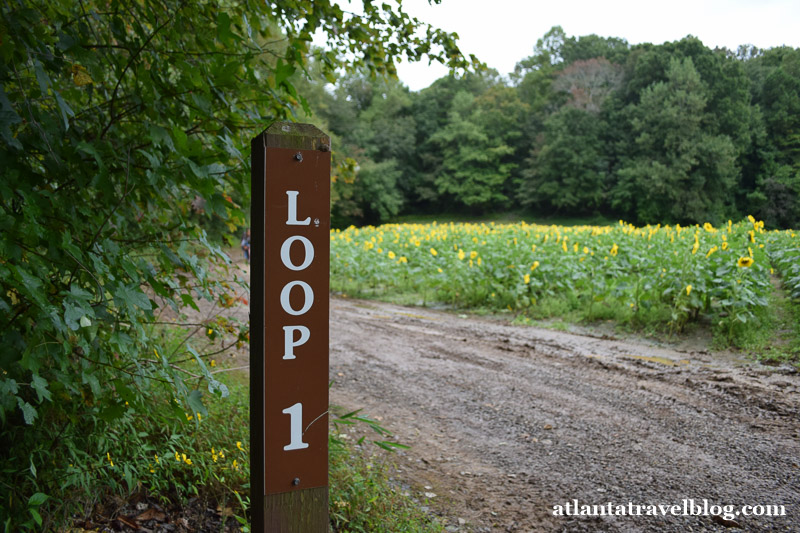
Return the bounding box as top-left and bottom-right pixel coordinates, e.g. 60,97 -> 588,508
743,47 -> 800,227
0,0 -> 472,527
428,91 -> 514,211
519,107 -> 609,213
410,72 -> 498,208
313,74 -> 415,225
612,57 -> 737,223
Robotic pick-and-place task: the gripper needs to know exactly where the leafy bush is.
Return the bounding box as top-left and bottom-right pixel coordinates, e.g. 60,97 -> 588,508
0,0 -> 471,528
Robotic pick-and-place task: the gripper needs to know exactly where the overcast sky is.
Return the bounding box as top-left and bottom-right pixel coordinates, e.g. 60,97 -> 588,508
385,0 -> 800,90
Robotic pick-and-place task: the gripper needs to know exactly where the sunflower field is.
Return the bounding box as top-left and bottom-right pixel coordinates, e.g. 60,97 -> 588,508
330,217 -> 800,344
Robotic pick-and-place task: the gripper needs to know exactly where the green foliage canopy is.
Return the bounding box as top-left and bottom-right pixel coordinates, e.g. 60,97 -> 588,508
0,0 -> 473,526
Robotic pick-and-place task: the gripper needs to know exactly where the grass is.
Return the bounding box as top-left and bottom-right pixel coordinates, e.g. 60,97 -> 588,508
734,281 -> 800,367
390,210 -> 616,227
329,422 -> 444,533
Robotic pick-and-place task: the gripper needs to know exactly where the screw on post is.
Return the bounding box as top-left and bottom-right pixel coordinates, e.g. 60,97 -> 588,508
292,478 -> 301,486
294,152 -> 303,162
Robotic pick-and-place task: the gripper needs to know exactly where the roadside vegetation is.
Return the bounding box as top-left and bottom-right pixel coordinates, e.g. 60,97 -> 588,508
0,0 -> 470,530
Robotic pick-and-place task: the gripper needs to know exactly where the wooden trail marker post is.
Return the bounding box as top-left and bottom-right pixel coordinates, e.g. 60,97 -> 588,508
251,122 -> 331,532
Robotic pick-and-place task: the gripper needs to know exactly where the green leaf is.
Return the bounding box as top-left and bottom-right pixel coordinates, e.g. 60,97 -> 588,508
114,285 -> 152,315
54,91 -> 75,130
0,378 -> 19,396
124,464 -> 133,490
216,12 -> 234,44
28,492 -> 48,506
30,374 -> 51,403
187,389 -> 207,417
172,126 -> 188,153
63,303 -> 84,331
17,398 -> 37,425
15,266 -> 45,307
274,59 -> 296,88
29,508 -> 42,527
33,60 -> 51,95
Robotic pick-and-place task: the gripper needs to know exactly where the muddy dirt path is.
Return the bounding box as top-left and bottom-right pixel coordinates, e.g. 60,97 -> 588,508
328,297 -> 800,532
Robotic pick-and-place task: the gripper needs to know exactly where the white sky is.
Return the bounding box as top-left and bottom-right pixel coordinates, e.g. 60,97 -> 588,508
383,0 -> 800,90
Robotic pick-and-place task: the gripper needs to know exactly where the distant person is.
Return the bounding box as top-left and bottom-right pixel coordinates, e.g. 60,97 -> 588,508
241,228 -> 251,263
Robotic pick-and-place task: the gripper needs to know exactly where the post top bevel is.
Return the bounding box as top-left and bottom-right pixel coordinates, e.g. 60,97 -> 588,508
259,122 -> 331,151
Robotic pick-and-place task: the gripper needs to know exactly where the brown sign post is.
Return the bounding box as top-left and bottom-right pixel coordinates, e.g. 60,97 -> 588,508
251,122 -> 330,532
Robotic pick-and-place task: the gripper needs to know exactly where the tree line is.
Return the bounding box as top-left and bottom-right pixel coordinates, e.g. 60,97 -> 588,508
301,27 -> 800,229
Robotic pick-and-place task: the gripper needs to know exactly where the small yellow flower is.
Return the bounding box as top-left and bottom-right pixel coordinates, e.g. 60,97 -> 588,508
398,256 -> 408,264
477,257 -> 482,266
149,463 -> 155,473
197,413 -> 202,422
610,243 -> 618,256
210,359 -> 216,367
722,241 -> 728,250
458,249 -> 465,260
686,285 -> 692,296
232,459 -> 239,470
237,441 -> 244,451
531,261 -> 540,271
388,251 -> 396,259
437,268 -> 443,273
207,328 -> 213,336
583,246 -> 589,254
429,248 -> 437,256
175,451 -> 180,462
470,250 -> 478,259
706,246 -> 718,258
154,454 -> 160,464
523,274 -> 530,284
107,452 -> 114,468
737,256 -> 754,268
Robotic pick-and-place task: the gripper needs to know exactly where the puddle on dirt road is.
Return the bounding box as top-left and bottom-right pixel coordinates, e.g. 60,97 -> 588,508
623,354 -> 691,366
364,310 -> 440,321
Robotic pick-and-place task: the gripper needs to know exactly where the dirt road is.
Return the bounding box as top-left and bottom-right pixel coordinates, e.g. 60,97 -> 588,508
328,297 -> 800,532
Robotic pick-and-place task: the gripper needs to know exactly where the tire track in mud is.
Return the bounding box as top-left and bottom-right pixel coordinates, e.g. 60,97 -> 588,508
328,297 -> 800,532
